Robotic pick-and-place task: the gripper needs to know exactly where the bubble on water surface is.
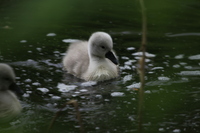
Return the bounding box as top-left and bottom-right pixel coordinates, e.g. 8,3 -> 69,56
57,83 -> 77,92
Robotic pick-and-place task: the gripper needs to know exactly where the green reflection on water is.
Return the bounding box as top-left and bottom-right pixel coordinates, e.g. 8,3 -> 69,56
0,0 -> 200,133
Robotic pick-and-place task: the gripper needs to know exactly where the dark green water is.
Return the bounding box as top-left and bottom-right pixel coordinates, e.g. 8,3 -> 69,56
0,0 -> 200,133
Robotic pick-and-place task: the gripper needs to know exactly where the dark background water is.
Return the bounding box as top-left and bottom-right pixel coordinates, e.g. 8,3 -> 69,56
0,0 -> 200,133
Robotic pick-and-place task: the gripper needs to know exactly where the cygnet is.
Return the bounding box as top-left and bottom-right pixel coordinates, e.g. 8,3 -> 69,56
0,63 -> 23,121
63,32 -> 119,81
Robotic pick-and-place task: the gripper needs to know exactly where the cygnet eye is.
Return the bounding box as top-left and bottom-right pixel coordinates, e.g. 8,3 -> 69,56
101,46 -> 105,49
4,77 -> 10,81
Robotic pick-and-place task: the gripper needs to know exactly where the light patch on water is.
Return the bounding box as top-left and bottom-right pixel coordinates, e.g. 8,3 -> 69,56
166,32 -> 200,37
10,59 -> 39,67
188,54 -> 200,60
121,56 -> 129,60
111,92 -> 125,97
24,79 -> 32,83
151,67 -> 164,70
173,64 -> 180,68
36,47 -> 42,52
51,96 -> 61,100
132,52 -> 156,58
32,82 -> 41,86
158,76 -> 170,81
127,47 -> 135,51
104,99 -> 110,101
179,62 -> 187,66
132,98 -> 136,100
46,33 -> 56,36
37,88 -> 49,93
174,54 -> 184,59
128,115 -> 135,121
62,39 -> 80,43
23,93 -> 30,97
181,77 -> 189,81
124,60 -> 136,66
134,57 -> 151,62
57,83 -> 77,92
80,81 -> 97,87
184,66 -> 192,69
95,95 -> 102,99
120,65 -> 132,70
177,71 -> 200,76
145,90 -> 151,94
95,127 -> 100,130
10,120 -> 21,126
123,74 -> 132,83
126,83 -> 140,89
79,89 -> 88,92
158,128 -> 165,131
173,129 -> 181,133
20,40 -> 27,43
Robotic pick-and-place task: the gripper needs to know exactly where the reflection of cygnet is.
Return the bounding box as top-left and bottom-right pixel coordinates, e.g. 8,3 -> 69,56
0,63 -> 23,121
63,32 -> 119,81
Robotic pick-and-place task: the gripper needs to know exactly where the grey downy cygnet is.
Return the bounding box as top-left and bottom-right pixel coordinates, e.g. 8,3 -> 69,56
0,63 -> 23,121
63,32 -> 119,81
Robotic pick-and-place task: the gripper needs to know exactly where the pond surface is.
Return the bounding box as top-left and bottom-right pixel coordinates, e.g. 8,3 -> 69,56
0,0 -> 200,133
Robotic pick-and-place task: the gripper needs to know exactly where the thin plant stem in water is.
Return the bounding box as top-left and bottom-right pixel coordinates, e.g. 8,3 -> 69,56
47,100 -> 83,133
138,0 -> 147,132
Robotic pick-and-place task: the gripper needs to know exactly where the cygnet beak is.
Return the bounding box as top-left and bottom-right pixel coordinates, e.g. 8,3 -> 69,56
105,51 -> 119,65
9,83 -> 24,96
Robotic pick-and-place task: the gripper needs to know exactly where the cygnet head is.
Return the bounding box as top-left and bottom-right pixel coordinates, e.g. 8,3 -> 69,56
0,63 -> 23,95
88,32 -> 118,65
88,32 -> 113,58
